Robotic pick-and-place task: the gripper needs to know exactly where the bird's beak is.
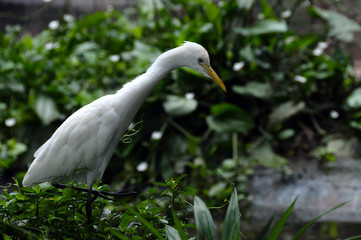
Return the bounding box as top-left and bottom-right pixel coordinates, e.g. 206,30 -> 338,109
202,64 -> 226,92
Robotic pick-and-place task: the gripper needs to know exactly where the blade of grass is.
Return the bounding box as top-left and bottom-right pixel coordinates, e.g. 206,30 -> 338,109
221,188 -> 241,240
344,235 -> 361,240
194,196 -> 217,240
256,215 -> 275,240
106,228 -> 130,240
267,198 -> 297,240
125,202 -> 165,240
292,202 -> 348,240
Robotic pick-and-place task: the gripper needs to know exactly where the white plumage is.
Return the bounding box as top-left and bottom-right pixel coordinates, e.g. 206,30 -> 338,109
23,41 -> 225,188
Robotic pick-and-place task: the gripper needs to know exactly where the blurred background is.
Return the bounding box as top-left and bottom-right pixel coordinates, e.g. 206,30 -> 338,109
1,0 -> 361,238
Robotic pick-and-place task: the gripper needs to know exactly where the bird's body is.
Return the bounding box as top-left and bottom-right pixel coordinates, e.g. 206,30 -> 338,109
23,41 -> 225,191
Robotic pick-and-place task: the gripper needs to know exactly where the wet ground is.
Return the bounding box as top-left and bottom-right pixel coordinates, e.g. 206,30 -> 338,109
247,157 -> 361,238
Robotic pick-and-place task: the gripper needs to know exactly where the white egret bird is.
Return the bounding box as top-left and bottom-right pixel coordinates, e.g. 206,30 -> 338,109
22,41 -> 226,221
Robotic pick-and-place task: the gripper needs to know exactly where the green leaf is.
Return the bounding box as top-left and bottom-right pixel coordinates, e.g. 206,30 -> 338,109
125,203 -> 166,240
249,142 -> 287,168
278,129 -> 295,140
346,87 -> 361,108
260,0 -> 277,19
268,101 -> 305,128
222,188 -> 241,240
236,20 -> 287,36
34,184 -> 41,194
15,193 -> 26,200
232,81 -> 273,99
350,121 -> 361,130
344,236 -> 361,240
206,103 -> 254,133
292,202 -> 347,240
171,208 -> 189,240
73,41 -> 99,55
106,228 -> 130,240
7,139 -> 27,158
166,225 -> 182,240
308,6 -> 361,42
163,95 -> 198,116
194,196 -> 217,240
255,216 -> 275,240
29,92 -> 62,125
268,198 -> 297,240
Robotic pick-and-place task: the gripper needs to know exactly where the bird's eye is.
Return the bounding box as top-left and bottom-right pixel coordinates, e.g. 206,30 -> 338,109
198,58 -> 205,64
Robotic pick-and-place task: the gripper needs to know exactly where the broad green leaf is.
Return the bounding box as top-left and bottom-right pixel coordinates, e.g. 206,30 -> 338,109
268,198 -> 297,240
193,0 -> 221,21
163,95 -> 198,116
208,182 -> 227,197
121,40 -> 161,72
206,103 -> 254,133
7,139 -> 27,158
232,81 -> 273,99
29,92 -> 62,125
308,6 -> 361,42
15,193 -> 26,200
260,0 -> 277,19
166,225 -> 182,240
278,129 -> 295,140
268,101 -> 305,127
194,196 -> 217,240
284,34 -> 319,52
236,20 -> 287,36
346,87 -> 361,108
222,188 -> 241,240
73,42 -> 99,55
249,142 -> 287,168
350,121 -> 361,130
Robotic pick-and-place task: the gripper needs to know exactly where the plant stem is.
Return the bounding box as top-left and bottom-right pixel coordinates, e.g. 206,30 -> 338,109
232,133 -> 238,165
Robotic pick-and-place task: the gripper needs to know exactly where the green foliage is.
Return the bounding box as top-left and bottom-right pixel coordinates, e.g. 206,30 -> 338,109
0,0 -> 359,197
0,178 -> 356,239
1,0 -> 361,238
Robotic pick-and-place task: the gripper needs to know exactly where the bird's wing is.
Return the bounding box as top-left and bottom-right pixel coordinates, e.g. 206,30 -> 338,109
23,95 -> 127,186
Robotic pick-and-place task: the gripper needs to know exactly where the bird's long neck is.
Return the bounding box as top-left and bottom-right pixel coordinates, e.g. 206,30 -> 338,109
112,46 -> 186,118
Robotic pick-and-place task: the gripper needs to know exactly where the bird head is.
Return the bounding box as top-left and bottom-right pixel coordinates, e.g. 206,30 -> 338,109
181,41 -> 226,92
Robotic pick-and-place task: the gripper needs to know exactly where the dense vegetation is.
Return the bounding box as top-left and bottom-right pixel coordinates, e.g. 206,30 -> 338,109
1,0 -> 361,239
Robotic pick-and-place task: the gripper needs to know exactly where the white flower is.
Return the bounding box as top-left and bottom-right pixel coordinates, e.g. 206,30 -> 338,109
63,14 -> 74,22
109,55 -> 120,62
313,48 -> 323,56
45,42 -> 59,50
233,61 -> 245,71
330,110 -> 339,119
136,161 -> 148,172
313,41 -> 328,56
317,42 -> 328,49
151,131 -> 162,140
5,118 -> 16,127
185,92 -> 195,100
281,10 -> 291,18
294,75 -> 307,83
48,20 -> 59,30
